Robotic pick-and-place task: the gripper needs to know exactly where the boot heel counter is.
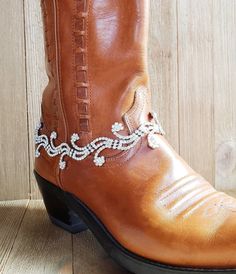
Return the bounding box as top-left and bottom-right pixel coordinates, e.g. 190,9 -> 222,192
34,122 -> 59,186
34,150 -> 58,186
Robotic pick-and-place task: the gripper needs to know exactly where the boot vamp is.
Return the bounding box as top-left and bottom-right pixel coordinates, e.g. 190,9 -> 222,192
62,135 -> 236,268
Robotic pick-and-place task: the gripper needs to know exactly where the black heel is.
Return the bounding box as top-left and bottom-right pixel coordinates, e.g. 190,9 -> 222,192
34,171 -> 87,234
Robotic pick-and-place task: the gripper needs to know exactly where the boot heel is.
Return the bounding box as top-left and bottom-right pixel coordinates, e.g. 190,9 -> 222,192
34,171 -> 87,234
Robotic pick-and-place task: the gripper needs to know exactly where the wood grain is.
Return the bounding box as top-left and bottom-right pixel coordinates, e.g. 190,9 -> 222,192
213,0 -> 236,190
1,201 -> 129,274
177,0 -> 215,184
149,0 -> 179,151
24,0 -> 48,199
0,0 -> 30,200
73,231 -> 130,274
2,201 -> 73,274
0,200 -> 28,273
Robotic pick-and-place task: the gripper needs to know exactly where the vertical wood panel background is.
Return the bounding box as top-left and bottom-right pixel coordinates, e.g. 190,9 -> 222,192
24,0 -> 47,199
213,0 -> 236,190
0,1 -> 29,200
177,0 -> 214,183
0,0 -> 236,200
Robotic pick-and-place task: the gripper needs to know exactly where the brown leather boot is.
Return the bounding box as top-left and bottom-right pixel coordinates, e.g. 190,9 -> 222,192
35,1 -> 236,273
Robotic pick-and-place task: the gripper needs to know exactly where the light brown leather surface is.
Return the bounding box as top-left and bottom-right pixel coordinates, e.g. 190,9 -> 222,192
35,0 -> 236,269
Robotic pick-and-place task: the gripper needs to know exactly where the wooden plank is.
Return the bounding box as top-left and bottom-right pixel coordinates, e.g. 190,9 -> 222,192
0,200 -> 28,273
24,0 -> 48,199
213,0 -> 236,190
149,0 -> 179,151
177,0 -> 214,183
0,0 -> 29,200
2,200 -> 72,274
73,231 -> 129,274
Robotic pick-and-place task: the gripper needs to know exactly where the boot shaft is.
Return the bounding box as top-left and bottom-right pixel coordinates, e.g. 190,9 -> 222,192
40,0 -> 150,145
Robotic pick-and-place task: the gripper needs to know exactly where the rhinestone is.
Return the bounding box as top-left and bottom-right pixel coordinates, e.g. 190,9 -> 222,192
148,133 -> 160,149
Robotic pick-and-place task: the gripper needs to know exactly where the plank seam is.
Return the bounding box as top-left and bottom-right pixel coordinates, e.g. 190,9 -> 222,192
176,0 -> 181,154
23,0 -> 32,199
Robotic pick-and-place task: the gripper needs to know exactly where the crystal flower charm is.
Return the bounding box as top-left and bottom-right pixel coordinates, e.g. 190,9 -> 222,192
94,156 -> 105,167
112,122 -> 124,133
147,133 -> 160,149
35,112 -> 165,169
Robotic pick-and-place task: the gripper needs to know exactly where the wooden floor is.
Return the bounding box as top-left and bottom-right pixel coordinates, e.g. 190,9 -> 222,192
2,193 -> 236,273
0,200 -> 130,274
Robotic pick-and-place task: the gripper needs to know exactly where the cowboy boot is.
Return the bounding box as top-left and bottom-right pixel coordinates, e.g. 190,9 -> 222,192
34,0 -> 236,273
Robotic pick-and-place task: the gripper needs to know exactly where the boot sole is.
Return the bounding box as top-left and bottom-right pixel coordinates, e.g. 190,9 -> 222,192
34,171 -> 236,274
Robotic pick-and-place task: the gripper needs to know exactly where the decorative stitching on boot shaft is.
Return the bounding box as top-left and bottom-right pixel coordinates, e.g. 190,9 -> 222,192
73,0 -> 91,133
